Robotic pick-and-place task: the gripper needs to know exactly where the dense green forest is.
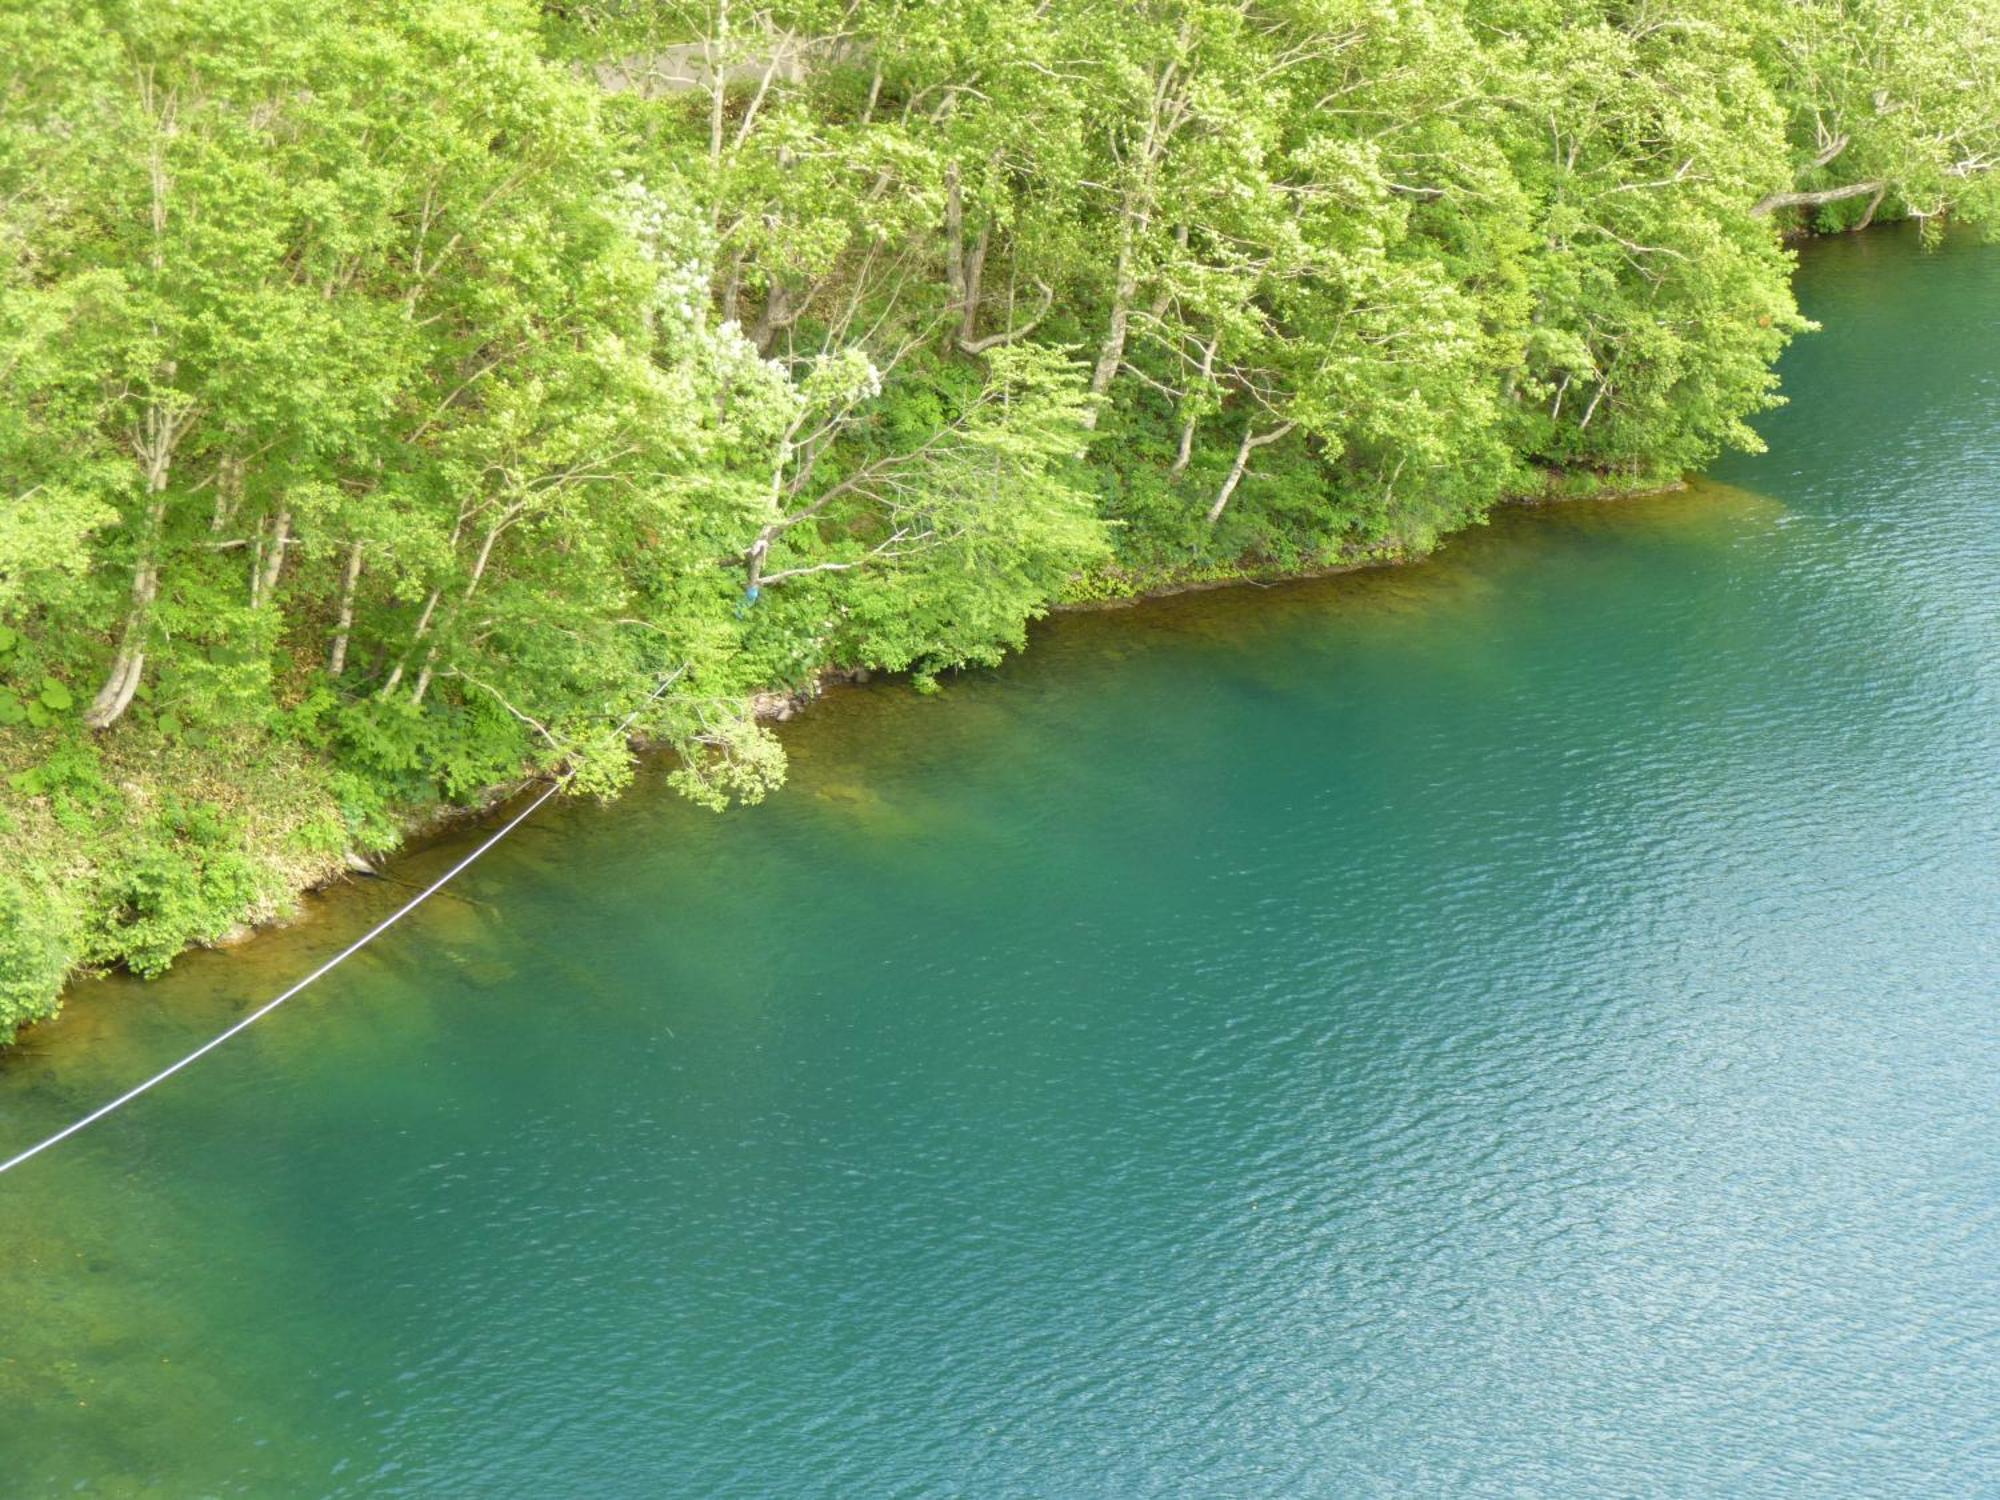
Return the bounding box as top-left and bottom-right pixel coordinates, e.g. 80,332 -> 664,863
1,0 -> 1996,1035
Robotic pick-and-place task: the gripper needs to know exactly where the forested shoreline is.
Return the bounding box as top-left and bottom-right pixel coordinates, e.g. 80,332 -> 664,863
2,0 -> 1996,1036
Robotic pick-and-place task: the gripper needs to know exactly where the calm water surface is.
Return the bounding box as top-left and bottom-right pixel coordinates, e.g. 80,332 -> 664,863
3,230 -> 1997,1496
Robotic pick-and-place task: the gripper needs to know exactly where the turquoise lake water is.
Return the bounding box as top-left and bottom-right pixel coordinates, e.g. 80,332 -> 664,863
2,228 -> 1997,1495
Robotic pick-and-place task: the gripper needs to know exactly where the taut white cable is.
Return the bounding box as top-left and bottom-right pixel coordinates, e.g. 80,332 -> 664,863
0,667 -> 684,1179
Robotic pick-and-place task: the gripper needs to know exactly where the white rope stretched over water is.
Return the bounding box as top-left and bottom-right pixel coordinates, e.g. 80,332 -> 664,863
0,668 -> 685,1180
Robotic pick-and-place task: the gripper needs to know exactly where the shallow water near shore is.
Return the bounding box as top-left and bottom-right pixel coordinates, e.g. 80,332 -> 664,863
3,228 -> 1998,1496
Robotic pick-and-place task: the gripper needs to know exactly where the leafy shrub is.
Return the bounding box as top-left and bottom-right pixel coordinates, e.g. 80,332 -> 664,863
85,802 -> 269,977
0,872 -> 75,1041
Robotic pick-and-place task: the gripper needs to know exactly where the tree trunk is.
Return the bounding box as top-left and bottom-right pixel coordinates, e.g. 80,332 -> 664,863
1206,420 -> 1294,525
1081,235 -> 1138,430
1081,62 -> 1182,430
84,403 -> 178,730
1170,335 -> 1217,479
83,628 -> 147,731
957,224 -> 990,348
410,521 -> 503,707
327,540 -> 363,676
1751,179 -> 1883,218
379,587 -> 440,698
83,495 -> 166,729
706,0 -> 730,178
210,452 -> 243,533
1854,183 -> 1888,230
250,505 -> 291,607
750,278 -> 793,354
1578,379 -> 1611,431
88,98 -> 182,732
944,162 -> 967,313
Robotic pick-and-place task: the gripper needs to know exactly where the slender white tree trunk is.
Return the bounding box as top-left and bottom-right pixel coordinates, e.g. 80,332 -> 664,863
1081,60 -> 1184,430
379,587 -> 440,698
1081,228 -> 1138,430
84,507 -> 164,729
1170,335 -> 1217,479
410,520 -> 503,706
327,540 -> 364,676
84,405 -> 177,730
87,92 -> 182,732
1206,420 -> 1294,524
250,505 -> 290,607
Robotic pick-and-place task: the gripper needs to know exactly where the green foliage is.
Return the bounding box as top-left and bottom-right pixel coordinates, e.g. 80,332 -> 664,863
0,0 -> 1994,1022
0,872 -> 74,1042
84,801 -> 271,978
